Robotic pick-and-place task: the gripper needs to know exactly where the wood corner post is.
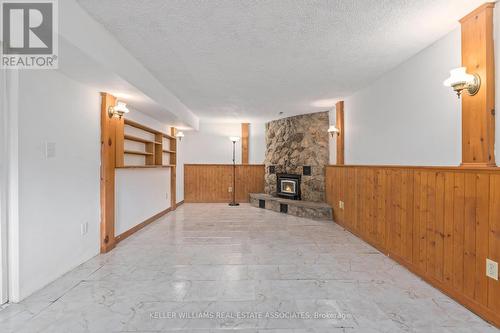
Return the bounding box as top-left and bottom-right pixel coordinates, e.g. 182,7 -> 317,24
335,101 -> 345,165
460,2 -> 496,168
241,123 -> 249,164
170,127 -> 177,210
100,92 -> 121,253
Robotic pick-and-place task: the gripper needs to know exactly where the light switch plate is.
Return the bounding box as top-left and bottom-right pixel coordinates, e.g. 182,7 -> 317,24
81,222 -> 88,236
228,187 -> 233,193
486,258 -> 498,280
339,201 -> 345,209
42,141 -> 56,159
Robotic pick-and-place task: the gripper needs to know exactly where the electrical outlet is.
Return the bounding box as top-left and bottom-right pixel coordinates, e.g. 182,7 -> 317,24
228,186 -> 233,193
486,259 -> 498,280
80,222 -> 88,236
339,201 -> 345,209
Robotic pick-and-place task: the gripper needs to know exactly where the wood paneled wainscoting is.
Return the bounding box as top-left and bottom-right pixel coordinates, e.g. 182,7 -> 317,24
184,164 -> 265,203
325,165 -> 500,327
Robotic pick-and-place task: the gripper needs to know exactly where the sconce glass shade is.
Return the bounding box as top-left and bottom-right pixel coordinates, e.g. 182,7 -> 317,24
175,131 -> 185,139
443,67 -> 480,97
328,125 -> 340,136
229,136 -> 241,143
108,101 -> 130,118
443,67 -> 474,87
114,101 -> 129,113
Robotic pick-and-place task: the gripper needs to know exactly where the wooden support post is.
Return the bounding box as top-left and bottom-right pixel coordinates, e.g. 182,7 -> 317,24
100,92 -> 121,253
115,116 -> 125,168
154,133 -> 163,165
460,3 -> 496,167
170,128 -> 177,209
336,101 -> 345,165
242,123 -> 249,164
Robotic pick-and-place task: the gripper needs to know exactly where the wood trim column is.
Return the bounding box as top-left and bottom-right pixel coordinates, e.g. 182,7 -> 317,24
460,3 -> 496,167
170,127 -> 177,209
336,101 -> 345,165
241,123 -> 249,164
100,92 -> 119,253
115,115 -> 125,168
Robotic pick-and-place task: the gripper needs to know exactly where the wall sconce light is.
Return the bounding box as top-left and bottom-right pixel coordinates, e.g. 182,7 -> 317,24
175,131 -> 185,141
108,101 -> 129,119
328,125 -> 340,138
443,67 -> 481,98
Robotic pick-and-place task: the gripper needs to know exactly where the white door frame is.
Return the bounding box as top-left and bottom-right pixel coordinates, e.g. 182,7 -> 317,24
0,66 -> 21,304
0,66 -> 9,304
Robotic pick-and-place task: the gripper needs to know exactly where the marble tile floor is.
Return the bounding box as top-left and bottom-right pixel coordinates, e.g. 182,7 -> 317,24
0,203 -> 498,333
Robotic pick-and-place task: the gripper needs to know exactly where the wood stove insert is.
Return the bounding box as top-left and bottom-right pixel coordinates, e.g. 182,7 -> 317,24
276,173 -> 301,200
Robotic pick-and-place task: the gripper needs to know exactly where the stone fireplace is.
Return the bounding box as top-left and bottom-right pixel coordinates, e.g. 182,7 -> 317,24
264,111 -> 329,202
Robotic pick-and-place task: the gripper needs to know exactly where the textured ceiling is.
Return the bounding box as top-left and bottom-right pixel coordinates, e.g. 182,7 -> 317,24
77,0 -> 484,123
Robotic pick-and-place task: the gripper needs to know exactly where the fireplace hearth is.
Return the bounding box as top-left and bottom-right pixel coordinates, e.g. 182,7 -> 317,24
276,173 -> 301,200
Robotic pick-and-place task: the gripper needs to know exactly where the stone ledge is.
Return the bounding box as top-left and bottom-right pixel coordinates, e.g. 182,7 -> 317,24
249,193 -> 333,220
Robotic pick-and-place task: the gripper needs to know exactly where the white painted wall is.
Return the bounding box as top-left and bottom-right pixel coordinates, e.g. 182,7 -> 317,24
9,70 -> 174,301
249,122 -> 266,165
181,122 -> 265,164
328,10 -> 500,167
175,121 -> 265,203
176,122 -> 241,204
115,111 -> 172,236
15,70 -> 100,301
115,168 -> 171,235
334,28 -> 462,166
5,70 -> 20,303
182,122 -> 243,164
176,138 -> 185,203
125,109 -> 170,133
328,108 -> 337,165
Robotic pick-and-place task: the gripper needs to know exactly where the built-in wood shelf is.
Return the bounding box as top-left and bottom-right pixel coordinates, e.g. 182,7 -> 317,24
124,134 -> 154,144
117,118 -> 178,169
125,119 -> 164,135
124,150 -> 153,156
124,119 -> 174,139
